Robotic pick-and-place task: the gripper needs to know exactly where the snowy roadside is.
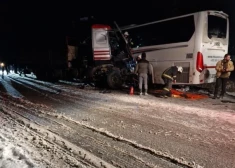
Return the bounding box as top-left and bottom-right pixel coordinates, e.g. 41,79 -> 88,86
226,80 -> 235,98
227,91 -> 235,97
0,117 -> 41,168
0,109 -> 59,168
1,74 -> 235,168
0,106 -> 115,168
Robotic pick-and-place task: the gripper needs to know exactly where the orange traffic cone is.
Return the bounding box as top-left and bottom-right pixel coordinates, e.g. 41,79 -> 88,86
129,86 -> 134,95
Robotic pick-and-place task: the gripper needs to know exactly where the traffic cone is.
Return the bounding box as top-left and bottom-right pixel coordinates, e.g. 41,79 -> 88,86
129,86 -> 134,95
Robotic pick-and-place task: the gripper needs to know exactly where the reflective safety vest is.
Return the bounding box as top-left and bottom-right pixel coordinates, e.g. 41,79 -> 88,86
162,66 -> 178,81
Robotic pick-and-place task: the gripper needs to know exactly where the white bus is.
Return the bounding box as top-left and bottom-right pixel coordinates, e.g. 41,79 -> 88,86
122,10 -> 229,85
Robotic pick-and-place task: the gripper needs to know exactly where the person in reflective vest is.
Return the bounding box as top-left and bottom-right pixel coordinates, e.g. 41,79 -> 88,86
161,66 -> 183,98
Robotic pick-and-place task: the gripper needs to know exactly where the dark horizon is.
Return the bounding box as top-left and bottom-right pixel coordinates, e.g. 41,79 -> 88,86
0,0 -> 234,63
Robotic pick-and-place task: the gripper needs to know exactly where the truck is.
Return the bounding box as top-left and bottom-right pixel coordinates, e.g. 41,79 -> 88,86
15,22 -> 136,89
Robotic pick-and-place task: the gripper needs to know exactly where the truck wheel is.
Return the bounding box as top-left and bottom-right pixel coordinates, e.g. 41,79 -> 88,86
107,70 -> 123,89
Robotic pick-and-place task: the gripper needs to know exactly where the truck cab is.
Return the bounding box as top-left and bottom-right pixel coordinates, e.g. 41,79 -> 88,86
66,24 -> 135,88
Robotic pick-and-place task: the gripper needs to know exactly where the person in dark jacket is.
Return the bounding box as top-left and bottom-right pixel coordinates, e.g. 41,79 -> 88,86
0,62 -> 5,77
124,31 -> 134,47
134,52 -> 152,95
161,66 -> 183,98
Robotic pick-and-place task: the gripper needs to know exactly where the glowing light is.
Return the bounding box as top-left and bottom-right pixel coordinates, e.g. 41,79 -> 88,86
0,70 -> 6,75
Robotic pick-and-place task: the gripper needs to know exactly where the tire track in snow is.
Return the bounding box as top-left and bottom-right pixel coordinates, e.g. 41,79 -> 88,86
55,115 -> 195,168
8,75 -> 61,94
0,95 -> 155,168
0,76 -> 23,98
0,91 -> 197,168
8,75 -> 232,167
10,75 -> 142,117
7,76 -> 65,104
8,75 -> 234,168
15,75 -> 235,147
0,97 -> 115,168
0,92 -> 198,168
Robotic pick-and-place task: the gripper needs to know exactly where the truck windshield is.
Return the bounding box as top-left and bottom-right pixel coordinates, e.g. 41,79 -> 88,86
208,15 -> 227,39
109,32 -> 121,51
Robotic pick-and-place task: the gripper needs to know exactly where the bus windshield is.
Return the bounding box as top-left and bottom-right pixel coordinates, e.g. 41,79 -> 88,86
208,15 -> 227,39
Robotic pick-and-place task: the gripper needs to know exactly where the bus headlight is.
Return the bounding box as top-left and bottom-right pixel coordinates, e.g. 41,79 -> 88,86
0,63 -> 4,67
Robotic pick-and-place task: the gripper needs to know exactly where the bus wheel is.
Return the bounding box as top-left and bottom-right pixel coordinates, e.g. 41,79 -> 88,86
107,70 -> 123,89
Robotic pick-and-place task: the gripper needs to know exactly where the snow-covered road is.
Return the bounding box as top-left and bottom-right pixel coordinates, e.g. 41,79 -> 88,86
0,73 -> 235,168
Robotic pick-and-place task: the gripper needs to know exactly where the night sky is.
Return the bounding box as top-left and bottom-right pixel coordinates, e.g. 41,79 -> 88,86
0,0 -> 234,63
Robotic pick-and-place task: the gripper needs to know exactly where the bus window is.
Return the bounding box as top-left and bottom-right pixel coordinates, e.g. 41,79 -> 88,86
127,15 -> 195,48
208,15 -> 227,39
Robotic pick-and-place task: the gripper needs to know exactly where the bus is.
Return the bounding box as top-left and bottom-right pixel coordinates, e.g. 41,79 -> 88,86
122,10 -> 229,85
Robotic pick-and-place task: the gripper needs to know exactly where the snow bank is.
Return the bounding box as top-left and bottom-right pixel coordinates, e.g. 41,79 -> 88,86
0,77 -> 23,98
0,130 -> 39,168
0,142 -> 35,168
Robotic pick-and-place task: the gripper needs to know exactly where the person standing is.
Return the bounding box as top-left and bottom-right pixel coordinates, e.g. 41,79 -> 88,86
123,31 -> 134,47
135,52 -> 152,95
161,66 -> 183,98
213,54 -> 234,99
0,62 -> 5,78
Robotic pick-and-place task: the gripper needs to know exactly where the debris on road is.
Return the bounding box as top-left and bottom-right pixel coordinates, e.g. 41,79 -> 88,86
153,89 -> 209,100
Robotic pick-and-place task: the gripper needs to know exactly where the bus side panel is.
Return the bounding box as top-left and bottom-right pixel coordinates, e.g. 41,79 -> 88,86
147,43 -> 194,84
137,41 -> 195,84
130,14 -> 197,85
